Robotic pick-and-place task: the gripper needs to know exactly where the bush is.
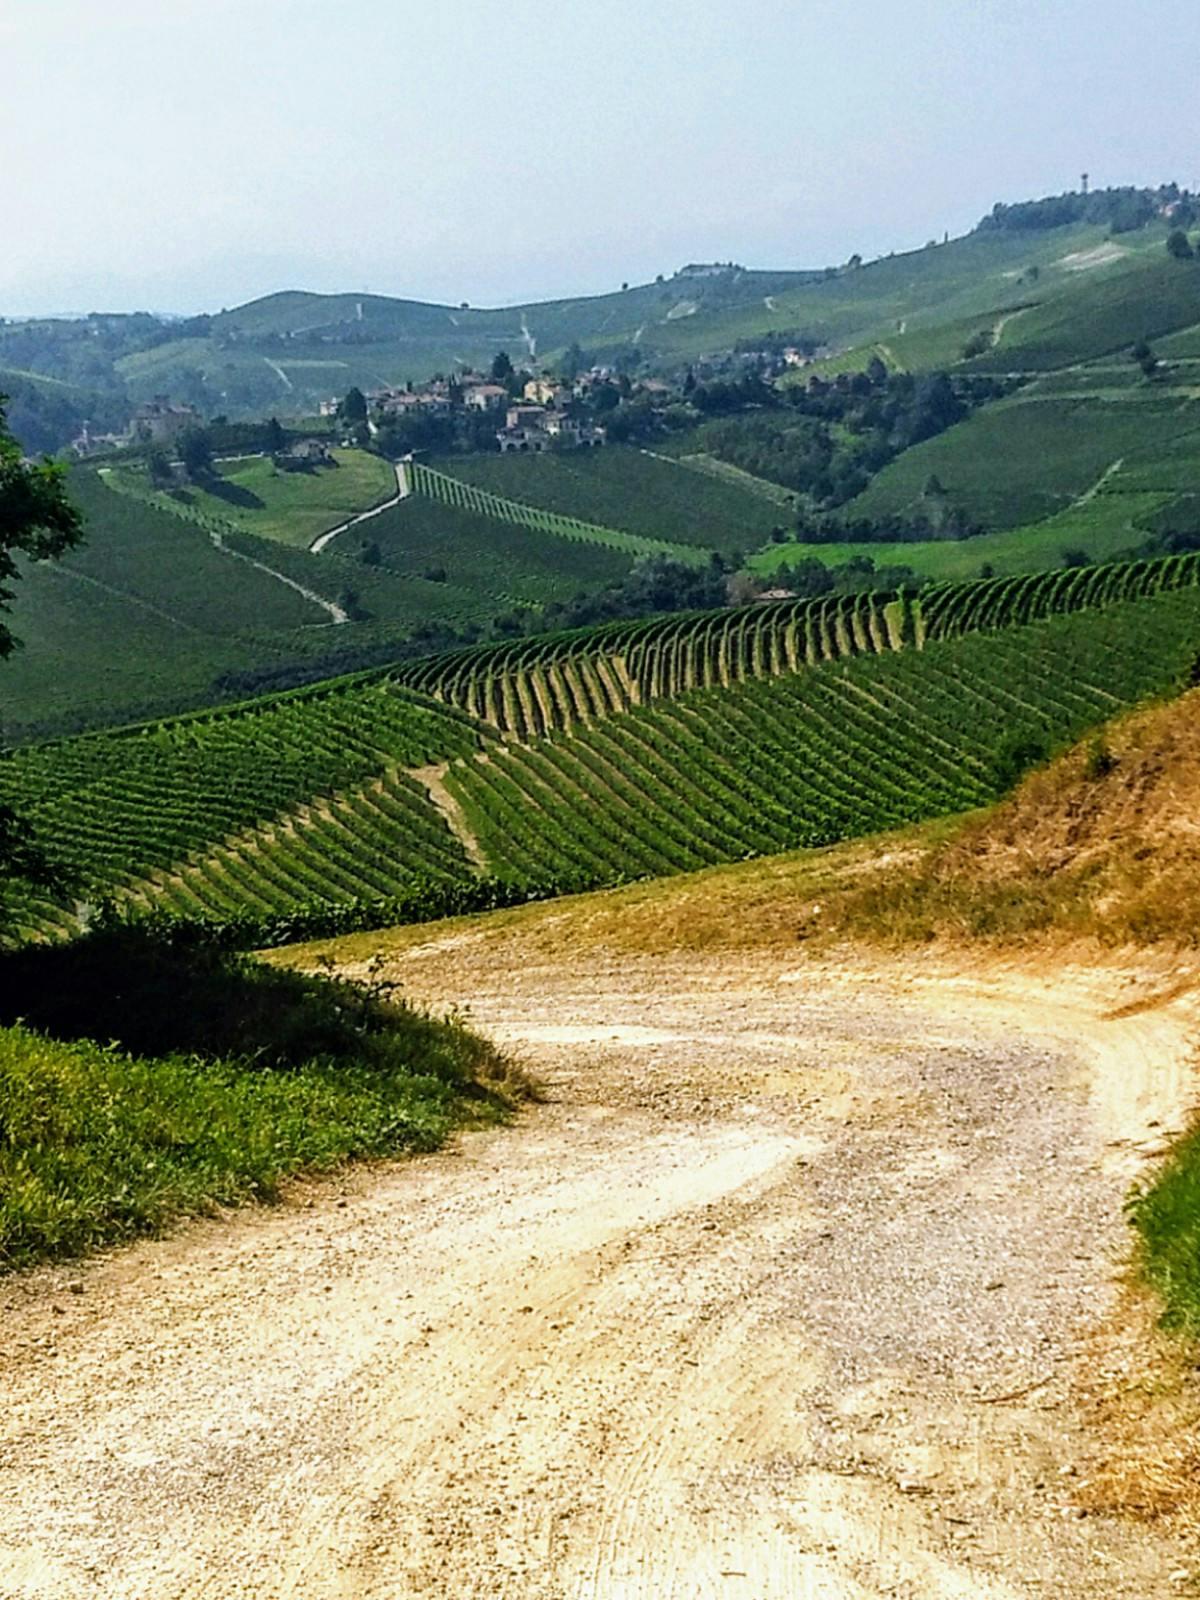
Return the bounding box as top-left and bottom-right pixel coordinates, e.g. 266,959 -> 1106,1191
990,731 -> 1050,795
0,926 -> 520,1267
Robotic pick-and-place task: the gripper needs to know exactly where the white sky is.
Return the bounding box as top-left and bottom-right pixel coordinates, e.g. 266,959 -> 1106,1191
3,0 -> 1199,314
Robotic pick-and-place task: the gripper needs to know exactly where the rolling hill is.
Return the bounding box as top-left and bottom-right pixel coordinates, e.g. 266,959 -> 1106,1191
5,552 -> 1199,944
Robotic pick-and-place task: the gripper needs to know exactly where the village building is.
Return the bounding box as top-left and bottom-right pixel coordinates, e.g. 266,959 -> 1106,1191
128,397 -> 202,444
523,377 -> 568,406
274,437 -> 334,470
379,389 -> 452,417
497,424 -> 549,453
462,382 -> 509,412
543,415 -> 607,447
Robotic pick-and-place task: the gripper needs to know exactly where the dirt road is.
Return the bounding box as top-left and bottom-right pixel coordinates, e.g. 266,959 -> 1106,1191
1,938 -> 1195,1597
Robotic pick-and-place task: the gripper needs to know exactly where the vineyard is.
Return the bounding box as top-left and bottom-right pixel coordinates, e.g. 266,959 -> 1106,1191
391,551 -> 1200,737
442,588 -> 1200,884
842,394 -> 1200,531
362,491 -> 634,606
0,682 -> 483,939
407,461 -> 696,561
4,552 -> 1200,945
437,447 -> 781,551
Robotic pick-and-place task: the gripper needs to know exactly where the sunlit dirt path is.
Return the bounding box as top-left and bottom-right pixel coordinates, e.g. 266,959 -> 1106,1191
0,934 -> 1194,1598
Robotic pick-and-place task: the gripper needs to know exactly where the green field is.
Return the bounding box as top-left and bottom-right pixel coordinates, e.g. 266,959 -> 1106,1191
1,468 -> 494,743
441,446 -> 781,551
106,449 -> 396,549
750,491 -> 1165,583
967,252 -> 1200,373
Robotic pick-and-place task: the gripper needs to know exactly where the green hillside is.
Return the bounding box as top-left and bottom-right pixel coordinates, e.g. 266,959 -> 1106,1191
1,467 -> 491,743
358,494 -> 635,604
8,186 -> 1189,435
840,393 -> 1200,531
6,555 -> 1199,943
104,450 -> 398,549
440,446 -> 783,551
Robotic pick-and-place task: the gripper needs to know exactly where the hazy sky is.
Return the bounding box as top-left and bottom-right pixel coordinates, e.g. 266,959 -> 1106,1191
4,0 -> 1199,314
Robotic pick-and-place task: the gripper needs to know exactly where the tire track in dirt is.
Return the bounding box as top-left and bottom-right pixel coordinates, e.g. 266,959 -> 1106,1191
0,944 -> 1194,1597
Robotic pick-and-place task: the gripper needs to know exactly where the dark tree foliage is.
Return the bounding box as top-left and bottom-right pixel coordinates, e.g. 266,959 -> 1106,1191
340,386 -> 368,423
0,397 -> 84,896
685,364 -> 998,516
977,184 -> 1167,236
1167,228 -> 1194,260
178,425 -> 213,478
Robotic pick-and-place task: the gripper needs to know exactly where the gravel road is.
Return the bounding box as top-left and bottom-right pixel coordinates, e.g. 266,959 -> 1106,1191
0,940 -> 1194,1598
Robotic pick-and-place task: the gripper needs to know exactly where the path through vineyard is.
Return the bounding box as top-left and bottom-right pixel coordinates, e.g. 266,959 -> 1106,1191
1,934 -> 1196,1598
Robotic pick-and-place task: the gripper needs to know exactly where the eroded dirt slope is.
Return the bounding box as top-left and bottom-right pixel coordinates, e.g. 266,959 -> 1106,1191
0,934 -> 1196,1598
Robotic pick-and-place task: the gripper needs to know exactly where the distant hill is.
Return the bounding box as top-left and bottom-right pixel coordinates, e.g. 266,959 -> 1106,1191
5,182 -> 1196,444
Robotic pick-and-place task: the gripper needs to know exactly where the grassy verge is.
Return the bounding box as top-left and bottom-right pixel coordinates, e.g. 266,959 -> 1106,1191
0,927 -> 522,1269
1129,1136 -> 1200,1336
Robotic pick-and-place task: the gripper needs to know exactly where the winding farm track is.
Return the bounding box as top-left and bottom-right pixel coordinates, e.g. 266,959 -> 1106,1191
208,529 -> 348,624
1,932 -> 1196,1598
309,460 -> 410,554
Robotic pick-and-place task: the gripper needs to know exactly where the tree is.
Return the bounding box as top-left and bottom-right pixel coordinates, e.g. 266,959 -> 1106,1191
340,386 -> 367,423
1167,228 -> 1194,260
490,351 -> 514,385
145,446 -> 173,488
558,341 -> 585,382
865,354 -> 888,385
0,396 -> 83,899
1131,339 -> 1160,378
178,426 -> 212,479
265,416 -> 286,453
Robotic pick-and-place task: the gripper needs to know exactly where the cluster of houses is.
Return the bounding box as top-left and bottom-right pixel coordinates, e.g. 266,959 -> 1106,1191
332,370 -> 611,453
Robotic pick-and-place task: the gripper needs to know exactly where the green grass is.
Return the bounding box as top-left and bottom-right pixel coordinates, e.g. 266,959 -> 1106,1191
0,930 -> 516,1268
1129,1127 -> 1200,1334
440,445 -> 781,552
108,449 -> 396,549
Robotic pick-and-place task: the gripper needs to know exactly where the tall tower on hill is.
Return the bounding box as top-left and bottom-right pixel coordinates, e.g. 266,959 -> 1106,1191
1081,172 -> 1090,195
